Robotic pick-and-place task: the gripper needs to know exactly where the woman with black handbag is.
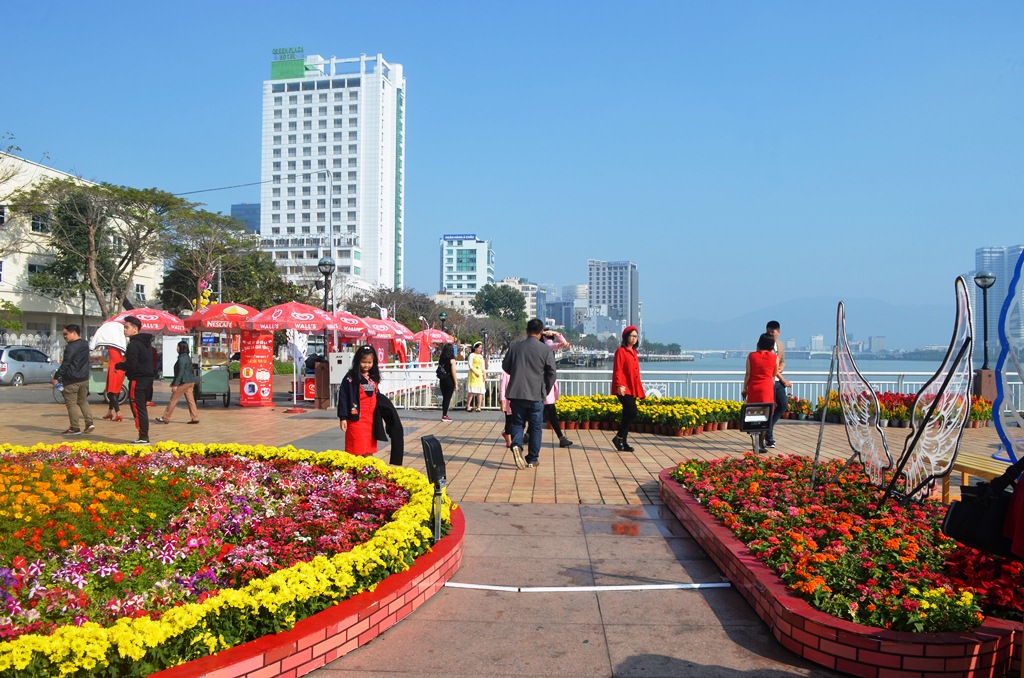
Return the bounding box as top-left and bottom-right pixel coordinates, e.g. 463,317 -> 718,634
437,342 -> 457,422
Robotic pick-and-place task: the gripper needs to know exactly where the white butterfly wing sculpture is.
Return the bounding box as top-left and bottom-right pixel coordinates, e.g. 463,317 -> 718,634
836,301 -> 893,486
884,277 -> 974,502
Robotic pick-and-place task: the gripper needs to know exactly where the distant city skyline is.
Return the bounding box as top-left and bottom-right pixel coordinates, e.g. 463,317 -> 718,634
3,2 -> 1021,351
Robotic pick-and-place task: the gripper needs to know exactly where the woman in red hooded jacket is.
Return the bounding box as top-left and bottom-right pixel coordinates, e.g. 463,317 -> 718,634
611,325 -> 645,452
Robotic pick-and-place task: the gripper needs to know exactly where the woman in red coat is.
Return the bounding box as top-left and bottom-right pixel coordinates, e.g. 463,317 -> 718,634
611,325 -> 645,452
742,333 -> 781,453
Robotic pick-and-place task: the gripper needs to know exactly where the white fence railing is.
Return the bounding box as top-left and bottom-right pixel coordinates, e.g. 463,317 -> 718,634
1,332 -> 61,358
378,364 -> 1024,412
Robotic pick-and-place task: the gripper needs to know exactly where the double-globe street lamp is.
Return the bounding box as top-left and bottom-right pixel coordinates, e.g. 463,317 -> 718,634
974,271 -> 996,371
318,256 -> 336,356
439,311 -> 447,334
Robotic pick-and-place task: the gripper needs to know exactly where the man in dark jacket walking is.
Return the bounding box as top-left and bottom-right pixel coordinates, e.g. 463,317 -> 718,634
115,316 -> 156,444
502,318 -> 557,469
53,324 -> 94,435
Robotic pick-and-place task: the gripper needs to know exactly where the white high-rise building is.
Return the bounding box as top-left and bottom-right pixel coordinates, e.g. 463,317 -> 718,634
260,51 -> 406,294
587,259 -> 640,327
439,234 -> 493,296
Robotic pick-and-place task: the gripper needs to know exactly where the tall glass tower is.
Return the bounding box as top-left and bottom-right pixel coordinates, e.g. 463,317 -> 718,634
974,245 -> 1024,364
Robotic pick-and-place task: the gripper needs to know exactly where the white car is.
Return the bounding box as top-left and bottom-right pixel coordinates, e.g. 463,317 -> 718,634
0,345 -> 58,385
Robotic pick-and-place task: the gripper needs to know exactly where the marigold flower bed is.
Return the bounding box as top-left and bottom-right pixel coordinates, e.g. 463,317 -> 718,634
0,441 -> 452,677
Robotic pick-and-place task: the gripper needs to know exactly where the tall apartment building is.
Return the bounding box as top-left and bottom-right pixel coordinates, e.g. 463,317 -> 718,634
587,259 -> 639,328
439,234 -> 493,296
974,245 -> 1024,362
496,277 -> 539,319
259,51 -> 406,293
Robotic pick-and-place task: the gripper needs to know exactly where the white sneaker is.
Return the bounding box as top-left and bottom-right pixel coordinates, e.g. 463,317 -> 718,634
510,445 -> 526,469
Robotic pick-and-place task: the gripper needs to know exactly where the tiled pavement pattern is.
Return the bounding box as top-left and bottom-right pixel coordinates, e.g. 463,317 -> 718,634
1,382 -> 1002,677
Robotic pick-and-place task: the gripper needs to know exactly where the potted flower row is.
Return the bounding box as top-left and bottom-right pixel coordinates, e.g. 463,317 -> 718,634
554,396 -> 742,436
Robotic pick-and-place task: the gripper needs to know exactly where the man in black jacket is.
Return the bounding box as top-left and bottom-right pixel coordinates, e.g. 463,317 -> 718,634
115,316 -> 155,444
53,324 -> 94,435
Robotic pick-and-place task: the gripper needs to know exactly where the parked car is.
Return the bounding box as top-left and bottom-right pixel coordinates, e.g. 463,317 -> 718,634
0,346 -> 58,385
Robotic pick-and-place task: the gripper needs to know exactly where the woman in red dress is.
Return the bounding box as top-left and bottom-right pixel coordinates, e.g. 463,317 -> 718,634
337,346 -> 381,456
742,333 -> 781,452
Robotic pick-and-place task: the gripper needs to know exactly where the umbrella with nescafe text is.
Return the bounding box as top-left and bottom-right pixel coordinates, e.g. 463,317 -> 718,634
105,308 -> 186,335
244,302 -> 342,332
183,303 -> 259,331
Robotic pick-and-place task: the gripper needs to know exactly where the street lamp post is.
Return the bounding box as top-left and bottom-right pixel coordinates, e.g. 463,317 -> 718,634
974,271 -> 996,370
439,311 -> 447,334
973,271 -> 997,402
318,256 -> 336,354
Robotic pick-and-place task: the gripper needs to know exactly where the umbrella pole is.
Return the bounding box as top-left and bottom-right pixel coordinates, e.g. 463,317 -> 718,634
285,359 -> 306,413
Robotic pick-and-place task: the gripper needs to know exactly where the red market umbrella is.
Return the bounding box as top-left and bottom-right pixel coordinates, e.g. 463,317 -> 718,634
362,317 -> 414,341
378,318 -> 415,341
412,328 -> 455,345
183,303 -> 259,331
105,308 -> 186,335
245,302 -> 342,332
333,311 -> 378,341
362,317 -> 399,340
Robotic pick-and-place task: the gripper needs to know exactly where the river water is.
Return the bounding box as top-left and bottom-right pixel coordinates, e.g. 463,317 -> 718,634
563,355 -> 945,375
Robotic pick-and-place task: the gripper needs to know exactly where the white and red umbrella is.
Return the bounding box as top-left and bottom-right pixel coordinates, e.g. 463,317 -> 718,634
105,308 -> 186,335
412,328 -> 455,345
245,302 -> 341,332
183,303 -> 259,331
362,317 -> 414,341
333,311 -> 378,341
379,318 -> 415,341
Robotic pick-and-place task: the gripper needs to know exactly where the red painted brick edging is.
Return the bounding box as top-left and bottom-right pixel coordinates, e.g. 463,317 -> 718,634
152,507 -> 464,678
659,470 -> 1022,678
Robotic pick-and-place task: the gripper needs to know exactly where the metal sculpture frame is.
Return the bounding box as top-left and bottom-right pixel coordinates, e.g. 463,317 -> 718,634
993,250 -> 1024,465
812,277 -> 974,504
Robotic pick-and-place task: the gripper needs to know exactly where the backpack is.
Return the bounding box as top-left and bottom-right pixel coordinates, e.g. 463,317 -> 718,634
435,364 -> 448,380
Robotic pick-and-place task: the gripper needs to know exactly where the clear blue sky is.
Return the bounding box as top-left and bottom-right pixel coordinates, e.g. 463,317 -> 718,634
4,1 -> 1022,345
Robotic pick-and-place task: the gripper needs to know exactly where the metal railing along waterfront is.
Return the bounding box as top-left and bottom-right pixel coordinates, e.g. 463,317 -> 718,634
379,364 -> 1024,412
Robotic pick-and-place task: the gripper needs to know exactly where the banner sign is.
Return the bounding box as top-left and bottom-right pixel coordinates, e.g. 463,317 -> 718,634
239,330 -> 275,407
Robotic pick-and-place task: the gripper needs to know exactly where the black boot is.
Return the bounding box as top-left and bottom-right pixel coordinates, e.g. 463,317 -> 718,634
612,435 -> 626,451
620,436 -> 635,452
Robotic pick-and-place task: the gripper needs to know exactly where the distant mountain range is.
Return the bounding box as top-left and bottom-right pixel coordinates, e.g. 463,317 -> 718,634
645,297 -> 954,352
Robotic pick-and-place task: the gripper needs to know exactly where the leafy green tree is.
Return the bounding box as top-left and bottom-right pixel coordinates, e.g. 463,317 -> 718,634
471,284 -> 526,325
0,300 -> 22,331
161,210 -> 257,311
161,251 -> 307,312
347,286 -> 446,332
13,179 -> 190,317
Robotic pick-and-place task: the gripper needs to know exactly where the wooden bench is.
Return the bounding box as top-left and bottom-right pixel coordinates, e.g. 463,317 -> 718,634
940,450 -> 1012,504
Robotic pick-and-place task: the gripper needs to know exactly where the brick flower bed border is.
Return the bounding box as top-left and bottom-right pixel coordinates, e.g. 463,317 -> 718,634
152,506 -> 465,678
658,470 -> 1022,678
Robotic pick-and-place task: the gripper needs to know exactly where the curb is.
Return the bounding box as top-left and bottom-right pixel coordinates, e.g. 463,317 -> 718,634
152,507 -> 465,678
